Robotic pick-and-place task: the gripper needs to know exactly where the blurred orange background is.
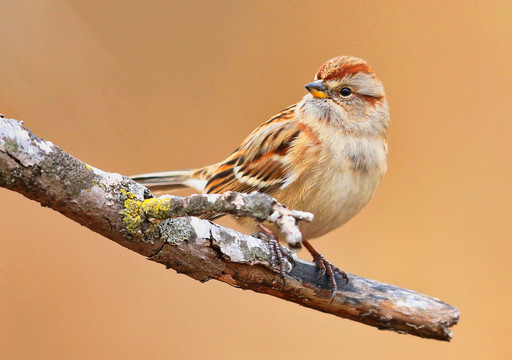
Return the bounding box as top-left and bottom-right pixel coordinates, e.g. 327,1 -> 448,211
1,1 -> 511,359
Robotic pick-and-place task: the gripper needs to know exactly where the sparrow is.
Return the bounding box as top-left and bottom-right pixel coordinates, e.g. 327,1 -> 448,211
131,56 -> 389,296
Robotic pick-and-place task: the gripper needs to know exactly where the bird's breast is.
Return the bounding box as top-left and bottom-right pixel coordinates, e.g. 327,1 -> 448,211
283,133 -> 387,240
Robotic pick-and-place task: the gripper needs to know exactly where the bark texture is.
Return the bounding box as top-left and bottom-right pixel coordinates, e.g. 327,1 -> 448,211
0,117 -> 460,341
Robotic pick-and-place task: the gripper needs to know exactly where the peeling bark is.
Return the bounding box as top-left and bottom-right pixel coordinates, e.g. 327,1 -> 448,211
0,117 -> 460,341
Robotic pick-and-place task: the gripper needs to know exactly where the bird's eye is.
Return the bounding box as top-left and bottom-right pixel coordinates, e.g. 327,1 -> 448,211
340,87 -> 352,97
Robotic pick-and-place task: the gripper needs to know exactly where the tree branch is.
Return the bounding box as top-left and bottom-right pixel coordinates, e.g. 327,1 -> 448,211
0,117 -> 460,341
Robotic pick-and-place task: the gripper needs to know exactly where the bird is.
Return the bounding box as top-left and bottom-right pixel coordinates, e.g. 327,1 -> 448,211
131,55 -> 389,296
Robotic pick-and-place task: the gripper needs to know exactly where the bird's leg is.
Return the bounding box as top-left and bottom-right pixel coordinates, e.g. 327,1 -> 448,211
302,239 -> 349,302
253,224 -> 295,282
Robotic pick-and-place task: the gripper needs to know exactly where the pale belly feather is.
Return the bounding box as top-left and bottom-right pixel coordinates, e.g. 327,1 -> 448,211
281,135 -> 387,240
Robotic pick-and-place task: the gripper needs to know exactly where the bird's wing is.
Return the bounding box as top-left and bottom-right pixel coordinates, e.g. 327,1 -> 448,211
204,104 -> 301,195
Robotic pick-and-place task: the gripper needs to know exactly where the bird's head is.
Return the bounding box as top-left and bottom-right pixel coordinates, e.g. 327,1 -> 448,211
302,56 -> 389,135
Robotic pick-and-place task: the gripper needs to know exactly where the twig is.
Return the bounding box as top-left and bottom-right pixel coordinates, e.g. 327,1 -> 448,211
141,191 -> 313,247
0,117 -> 460,341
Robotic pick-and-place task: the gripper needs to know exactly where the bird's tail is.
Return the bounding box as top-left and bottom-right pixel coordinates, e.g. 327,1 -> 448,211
130,168 -> 210,193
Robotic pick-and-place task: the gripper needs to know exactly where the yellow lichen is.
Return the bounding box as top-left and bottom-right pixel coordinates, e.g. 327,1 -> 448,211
120,189 -> 144,235
140,198 -> 171,219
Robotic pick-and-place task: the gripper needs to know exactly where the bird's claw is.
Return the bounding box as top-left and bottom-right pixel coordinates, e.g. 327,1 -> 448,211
302,239 -> 349,303
312,253 -> 348,303
252,225 -> 295,289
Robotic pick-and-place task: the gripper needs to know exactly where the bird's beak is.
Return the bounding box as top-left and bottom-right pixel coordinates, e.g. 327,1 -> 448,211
305,80 -> 328,98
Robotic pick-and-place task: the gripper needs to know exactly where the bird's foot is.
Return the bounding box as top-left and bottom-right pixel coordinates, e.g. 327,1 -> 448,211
252,224 -> 295,284
302,240 -> 349,303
